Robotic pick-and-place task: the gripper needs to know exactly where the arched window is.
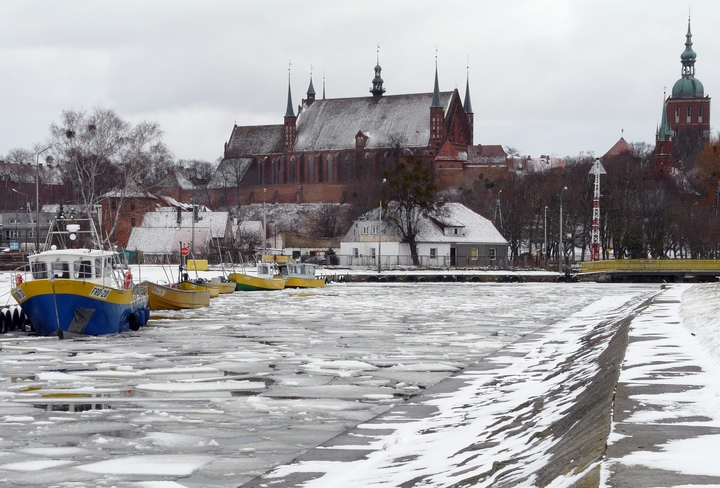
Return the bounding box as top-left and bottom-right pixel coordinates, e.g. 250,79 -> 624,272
675,107 -> 680,123
327,155 -> 333,183
364,153 -> 371,178
686,106 -> 692,123
291,157 -> 297,184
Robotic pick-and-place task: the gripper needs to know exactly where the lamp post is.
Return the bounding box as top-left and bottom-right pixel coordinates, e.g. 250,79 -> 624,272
559,186 -> 567,274
544,205 -> 548,263
12,189 -> 28,252
378,178 -> 386,273
262,188 -> 267,254
35,145 -> 52,251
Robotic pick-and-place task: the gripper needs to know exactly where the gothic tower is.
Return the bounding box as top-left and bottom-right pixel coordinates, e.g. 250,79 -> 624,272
654,96 -> 674,172
665,17 -> 711,166
430,62 -> 445,146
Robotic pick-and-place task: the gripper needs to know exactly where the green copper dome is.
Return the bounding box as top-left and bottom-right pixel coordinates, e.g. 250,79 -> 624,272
672,77 -> 704,98
671,17 -> 704,98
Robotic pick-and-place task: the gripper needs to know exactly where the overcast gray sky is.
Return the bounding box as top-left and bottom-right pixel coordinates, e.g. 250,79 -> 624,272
0,0 -> 717,163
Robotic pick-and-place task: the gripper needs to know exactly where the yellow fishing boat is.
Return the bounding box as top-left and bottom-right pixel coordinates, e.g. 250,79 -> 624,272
206,280 -> 236,294
229,262 -> 285,291
283,263 -> 326,288
141,282 -> 211,310
177,279 -> 220,298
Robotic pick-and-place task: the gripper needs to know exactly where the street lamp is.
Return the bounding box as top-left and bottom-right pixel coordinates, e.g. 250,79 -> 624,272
12,189 -> 28,252
35,145 -> 52,250
559,186 -> 567,274
544,205 -> 548,261
378,178 -> 386,273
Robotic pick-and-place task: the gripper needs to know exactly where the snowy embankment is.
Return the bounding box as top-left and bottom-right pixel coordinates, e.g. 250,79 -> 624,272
601,283 -> 720,486
245,291 -> 657,487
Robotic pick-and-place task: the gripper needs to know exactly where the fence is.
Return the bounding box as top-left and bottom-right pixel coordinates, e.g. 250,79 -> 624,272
338,254 -> 510,269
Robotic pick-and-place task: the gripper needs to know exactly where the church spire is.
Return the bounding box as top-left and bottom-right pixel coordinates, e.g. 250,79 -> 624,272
680,15 -> 697,79
285,65 -> 295,118
463,64 -> 473,114
657,95 -> 672,141
306,65 -> 316,106
370,45 -> 386,102
431,51 -> 442,108
284,63 -> 297,151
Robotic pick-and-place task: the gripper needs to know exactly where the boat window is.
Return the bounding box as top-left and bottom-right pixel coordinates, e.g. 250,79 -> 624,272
95,258 -> 104,277
32,261 -> 48,279
76,260 -> 92,279
258,264 -> 269,274
52,261 -> 70,279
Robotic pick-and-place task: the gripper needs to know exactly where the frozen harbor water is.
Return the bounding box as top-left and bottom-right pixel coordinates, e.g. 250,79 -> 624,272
0,273 -> 657,487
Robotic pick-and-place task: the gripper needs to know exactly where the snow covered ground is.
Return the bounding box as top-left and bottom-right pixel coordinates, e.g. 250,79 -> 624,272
0,268 -> 718,487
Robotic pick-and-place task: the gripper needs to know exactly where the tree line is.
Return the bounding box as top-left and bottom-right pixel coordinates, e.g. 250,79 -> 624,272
4,106 -> 720,263
450,139 -> 720,264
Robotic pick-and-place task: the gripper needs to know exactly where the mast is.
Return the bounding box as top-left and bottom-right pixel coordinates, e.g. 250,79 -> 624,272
590,158 -> 606,261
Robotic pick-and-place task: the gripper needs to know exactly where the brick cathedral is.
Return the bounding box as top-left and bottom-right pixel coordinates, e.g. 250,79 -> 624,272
655,17 -> 711,172
216,58 -> 505,206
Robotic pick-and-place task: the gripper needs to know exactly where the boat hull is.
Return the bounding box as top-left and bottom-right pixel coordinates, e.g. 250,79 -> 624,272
285,277 -> 326,288
11,280 -> 148,336
177,280 -> 220,297
142,282 -> 211,310
229,273 -> 286,291
207,282 -> 236,294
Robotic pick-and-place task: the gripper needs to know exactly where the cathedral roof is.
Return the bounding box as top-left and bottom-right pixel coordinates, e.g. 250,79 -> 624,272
294,91 -> 453,151
226,124 -> 285,157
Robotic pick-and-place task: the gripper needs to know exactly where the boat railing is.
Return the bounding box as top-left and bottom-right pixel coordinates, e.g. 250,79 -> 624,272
41,217 -> 103,252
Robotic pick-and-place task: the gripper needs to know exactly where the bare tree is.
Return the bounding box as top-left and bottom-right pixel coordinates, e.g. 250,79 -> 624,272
383,155 -> 440,265
49,108 -> 129,217
309,204 -> 349,238
183,159 -> 216,209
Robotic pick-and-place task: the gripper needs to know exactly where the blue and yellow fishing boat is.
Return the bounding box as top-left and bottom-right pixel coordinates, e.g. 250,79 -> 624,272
10,218 -> 149,337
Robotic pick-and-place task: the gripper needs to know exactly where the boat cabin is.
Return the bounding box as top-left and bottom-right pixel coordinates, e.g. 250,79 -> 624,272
286,263 -> 316,278
29,249 -> 119,283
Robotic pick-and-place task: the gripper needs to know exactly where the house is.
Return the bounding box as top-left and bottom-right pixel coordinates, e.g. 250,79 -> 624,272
126,208 -> 233,263
340,202 -> 508,268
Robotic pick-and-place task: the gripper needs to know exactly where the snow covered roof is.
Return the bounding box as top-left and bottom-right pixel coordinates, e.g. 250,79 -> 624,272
510,156 -> 564,173
226,125 -> 284,157
155,167 -> 195,190
101,180 -> 157,199
345,202 -> 507,245
467,145 -> 508,165
126,226 -> 210,254
140,210 -> 230,239
294,92 -> 453,151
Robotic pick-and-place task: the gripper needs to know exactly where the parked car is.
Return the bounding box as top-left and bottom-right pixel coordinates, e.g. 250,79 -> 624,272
303,255 -> 327,265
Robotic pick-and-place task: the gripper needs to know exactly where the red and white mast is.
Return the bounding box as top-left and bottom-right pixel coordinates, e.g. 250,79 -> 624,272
590,158 -> 606,261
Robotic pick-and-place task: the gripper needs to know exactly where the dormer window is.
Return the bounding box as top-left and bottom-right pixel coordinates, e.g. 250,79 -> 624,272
444,226 -> 464,236
355,131 -> 368,150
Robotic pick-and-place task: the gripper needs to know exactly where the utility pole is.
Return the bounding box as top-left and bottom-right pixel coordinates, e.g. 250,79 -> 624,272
559,186 -> 567,274
378,178 -> 385,273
